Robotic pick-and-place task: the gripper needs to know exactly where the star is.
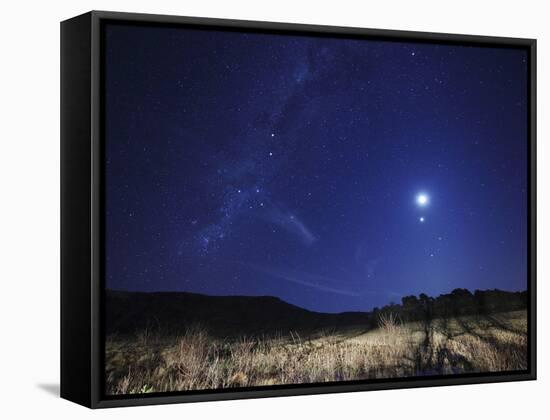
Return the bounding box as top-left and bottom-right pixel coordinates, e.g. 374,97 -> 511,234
419,217 -> 425,223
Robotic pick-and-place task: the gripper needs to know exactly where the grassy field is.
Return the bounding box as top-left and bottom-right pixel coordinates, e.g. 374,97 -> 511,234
105,310 -> 527,394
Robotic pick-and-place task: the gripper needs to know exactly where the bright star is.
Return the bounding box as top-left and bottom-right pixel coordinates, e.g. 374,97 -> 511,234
416,193 -> 429,206
419,217 -> 425,223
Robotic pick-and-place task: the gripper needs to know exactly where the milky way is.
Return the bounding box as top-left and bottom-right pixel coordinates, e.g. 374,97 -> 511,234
104,23 -> 528,312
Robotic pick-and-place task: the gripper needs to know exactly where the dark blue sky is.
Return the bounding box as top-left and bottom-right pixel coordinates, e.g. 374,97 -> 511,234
104,23 -> 528,313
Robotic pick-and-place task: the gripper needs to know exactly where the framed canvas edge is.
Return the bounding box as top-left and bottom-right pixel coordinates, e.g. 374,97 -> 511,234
86,10 -> 537,409
91,10 -> 102,409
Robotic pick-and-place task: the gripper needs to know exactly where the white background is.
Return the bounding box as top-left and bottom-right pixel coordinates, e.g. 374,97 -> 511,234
0,0 -> 547,418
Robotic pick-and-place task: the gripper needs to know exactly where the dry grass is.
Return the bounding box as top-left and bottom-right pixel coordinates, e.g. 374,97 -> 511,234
105,310 -> 527,394
377,312 -> 403,334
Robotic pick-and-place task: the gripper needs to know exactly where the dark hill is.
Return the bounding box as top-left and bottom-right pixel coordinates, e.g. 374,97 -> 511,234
105,288 -> 527,338
105,290 -> 370,337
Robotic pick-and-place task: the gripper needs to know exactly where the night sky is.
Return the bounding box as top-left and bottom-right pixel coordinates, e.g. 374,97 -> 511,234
104,23 -> 528,313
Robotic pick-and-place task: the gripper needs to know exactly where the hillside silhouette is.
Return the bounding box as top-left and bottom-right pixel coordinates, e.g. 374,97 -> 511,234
106,288 -> 527,337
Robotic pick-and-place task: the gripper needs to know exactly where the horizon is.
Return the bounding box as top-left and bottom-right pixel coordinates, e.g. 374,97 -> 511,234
104,286 -> 528,315
104,23 -> 528,313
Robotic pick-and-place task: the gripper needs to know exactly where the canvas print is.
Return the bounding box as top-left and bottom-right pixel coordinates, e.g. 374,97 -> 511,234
103,22 -> 529,395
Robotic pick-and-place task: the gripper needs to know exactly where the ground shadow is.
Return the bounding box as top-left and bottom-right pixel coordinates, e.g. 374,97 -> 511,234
37,383 -> 59,397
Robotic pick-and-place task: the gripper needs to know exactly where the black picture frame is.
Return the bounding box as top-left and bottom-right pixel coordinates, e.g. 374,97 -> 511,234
60,10 -> 537,409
